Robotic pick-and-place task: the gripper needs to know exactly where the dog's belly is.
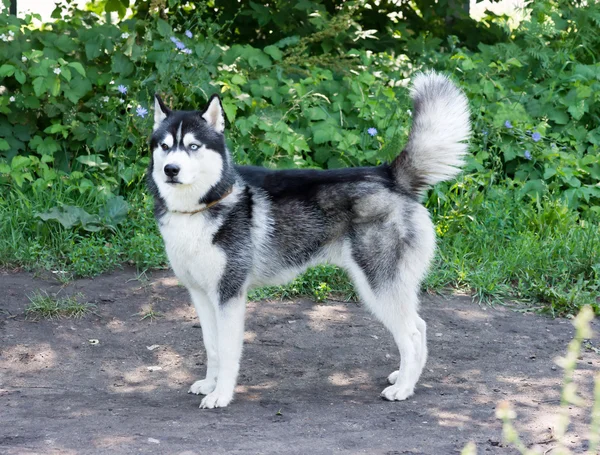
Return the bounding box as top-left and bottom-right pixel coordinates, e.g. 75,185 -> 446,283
249,266 -> 306,288
159,213 -> 226,294
248,241 -> 342,289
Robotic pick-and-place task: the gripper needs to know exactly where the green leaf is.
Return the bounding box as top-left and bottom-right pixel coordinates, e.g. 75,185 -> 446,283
567,100 -> 587,121
68,62 -> 86,77
222,100 -> 237,123
51,78 -> 61,97
0,138 -> 9,151
11,155 -> 31,170
111,53 -> 134,77
99,196 -> 129,225
76,154 -> 109,170
23,95 -> 41,109
230,74 -> 246,85
313,128 -> 332,144
519,179 -> 546,198
36,206 -> 80,229
85,39 -> 102,60
33,77 -> 46,97
29,135 -> 60,154
0,64 -> 15,78
543,166 -> 557,179
547,108 -> 569,125
14,70 -> 26,84
44,123 -> 67,135
64,77 -> 92,104
36,205 -> 104,232
119,167 -> 135,185
264,45 -> 283,61
156,18 -> 172,37
55,35 -> 77,53
576,85 -> 592,99
60,66 -> 71,82
305,107 -> 328,121
224,45 -> 272,69
327,156 -> 346,169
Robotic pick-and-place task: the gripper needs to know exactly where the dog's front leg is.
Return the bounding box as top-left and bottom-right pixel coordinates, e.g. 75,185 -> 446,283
200,295 -> 246,409
188,288 -> 219,396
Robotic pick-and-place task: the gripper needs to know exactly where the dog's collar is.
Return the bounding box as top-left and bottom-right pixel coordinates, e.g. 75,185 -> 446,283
168,186 -> 234,215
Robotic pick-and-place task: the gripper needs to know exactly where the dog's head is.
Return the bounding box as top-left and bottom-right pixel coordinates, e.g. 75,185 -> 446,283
150,94 -> 231,212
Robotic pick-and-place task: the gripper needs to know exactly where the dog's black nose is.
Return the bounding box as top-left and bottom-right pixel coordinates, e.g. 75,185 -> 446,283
164,164 -> 180,178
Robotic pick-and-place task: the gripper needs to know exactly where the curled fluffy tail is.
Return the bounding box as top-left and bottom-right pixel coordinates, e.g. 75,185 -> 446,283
392,71 -> 471,196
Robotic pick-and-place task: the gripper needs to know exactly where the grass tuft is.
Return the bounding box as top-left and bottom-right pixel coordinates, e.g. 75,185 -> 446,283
26,291 -> 94,319
136,305 -> 163,322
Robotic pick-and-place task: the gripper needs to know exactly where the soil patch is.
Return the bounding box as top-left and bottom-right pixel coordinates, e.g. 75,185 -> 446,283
0,268 -> 598,454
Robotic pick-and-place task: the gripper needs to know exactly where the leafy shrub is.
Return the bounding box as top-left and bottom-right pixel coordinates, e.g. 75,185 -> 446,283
424,0 -> 600,211
0,0 -> 599,314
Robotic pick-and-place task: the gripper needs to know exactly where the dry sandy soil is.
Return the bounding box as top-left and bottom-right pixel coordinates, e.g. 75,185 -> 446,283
0,268 -> 598,454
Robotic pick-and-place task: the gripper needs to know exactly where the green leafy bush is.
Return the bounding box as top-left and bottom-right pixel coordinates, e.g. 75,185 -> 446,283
0,0 -> 598,314
425,0 -> 600,211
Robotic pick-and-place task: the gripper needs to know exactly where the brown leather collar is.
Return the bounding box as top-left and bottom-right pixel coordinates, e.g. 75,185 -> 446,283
168,186 -> 234,215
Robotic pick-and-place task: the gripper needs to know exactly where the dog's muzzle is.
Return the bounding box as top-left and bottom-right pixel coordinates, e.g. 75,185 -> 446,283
164,164 -> 180,178
164,164 -> 181,184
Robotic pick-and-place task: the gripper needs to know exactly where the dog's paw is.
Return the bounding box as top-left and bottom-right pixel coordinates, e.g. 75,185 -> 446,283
380,384 -> 415,401
188,379 -> 217,395
387,370 -> 399,385
199,390 -> 234,409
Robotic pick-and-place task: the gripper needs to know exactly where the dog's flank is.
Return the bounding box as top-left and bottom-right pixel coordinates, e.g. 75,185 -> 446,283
148,72 -> 471,408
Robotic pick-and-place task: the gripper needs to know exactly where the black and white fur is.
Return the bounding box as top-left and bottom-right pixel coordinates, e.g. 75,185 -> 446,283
148,72 -> 471,409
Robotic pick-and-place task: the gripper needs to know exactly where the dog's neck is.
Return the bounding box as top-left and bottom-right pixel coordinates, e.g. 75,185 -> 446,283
169,155 -> 237,215
168,185 -> 234,215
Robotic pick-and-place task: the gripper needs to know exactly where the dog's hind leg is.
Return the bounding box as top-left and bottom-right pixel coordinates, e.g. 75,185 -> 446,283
387,314 -> 427,385
188,288 -> 219,396
371,287 -> 425,401
200,294 -> 246,409
343,244 -> 427,401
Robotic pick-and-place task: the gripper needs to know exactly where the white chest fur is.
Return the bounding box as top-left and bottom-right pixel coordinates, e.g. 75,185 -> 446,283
159,212 -> 227,298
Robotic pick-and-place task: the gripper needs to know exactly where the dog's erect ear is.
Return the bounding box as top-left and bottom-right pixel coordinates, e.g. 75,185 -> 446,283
201,94 -> 225,134
154,94 -> 171,131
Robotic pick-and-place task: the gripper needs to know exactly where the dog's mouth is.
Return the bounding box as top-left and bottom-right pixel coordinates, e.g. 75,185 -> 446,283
166,178 -> 181,185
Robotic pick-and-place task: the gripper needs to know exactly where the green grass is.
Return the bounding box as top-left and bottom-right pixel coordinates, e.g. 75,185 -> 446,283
2,175 -> 598,317
136,305 -> 163,322
0,183 -> 167,277
26,290 -> 94,319
248,265 -> 357,302
425,180 -> 600,316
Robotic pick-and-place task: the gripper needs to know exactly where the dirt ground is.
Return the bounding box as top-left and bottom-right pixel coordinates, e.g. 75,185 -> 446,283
0,268 -> 598,455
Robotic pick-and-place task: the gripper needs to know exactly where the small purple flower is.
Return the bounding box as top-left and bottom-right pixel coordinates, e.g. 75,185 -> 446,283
504,120 -> 513,129
367,127 -> 377,137
117,85 -> 127,95
171,37 -> 186,50
136,105 -> 148,118
531,132 -> 541,142
182,48 -> 192,54
524,150 -> 532,160
185,30 -> 193,38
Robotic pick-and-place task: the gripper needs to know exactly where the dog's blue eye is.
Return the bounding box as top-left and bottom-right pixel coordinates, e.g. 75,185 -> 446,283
189,144 -> 199,151
161,143 -> 169,151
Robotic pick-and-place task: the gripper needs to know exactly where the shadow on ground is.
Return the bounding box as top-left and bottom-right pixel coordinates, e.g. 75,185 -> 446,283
0,268 -> 597,454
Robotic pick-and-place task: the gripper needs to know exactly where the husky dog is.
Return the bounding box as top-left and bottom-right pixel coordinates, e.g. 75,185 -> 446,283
148,72 -> 470,409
